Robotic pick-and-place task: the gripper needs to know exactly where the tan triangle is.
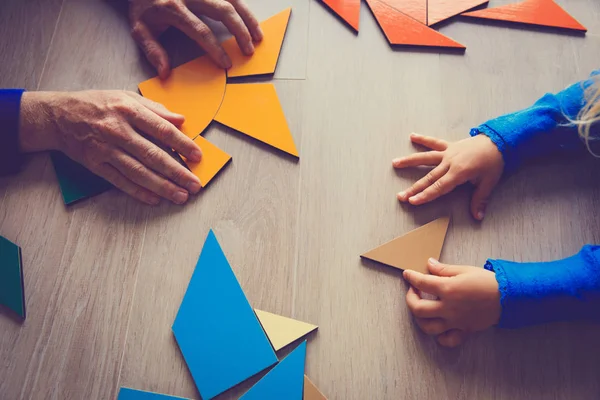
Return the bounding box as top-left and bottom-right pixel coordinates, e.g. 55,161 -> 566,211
255,309 -> 318,351
304,375 -> 327,400
361,217 -> 450,274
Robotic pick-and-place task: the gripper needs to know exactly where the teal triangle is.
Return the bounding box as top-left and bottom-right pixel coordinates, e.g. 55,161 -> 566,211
50,151 -> 112,205
0,236 -> 26,319
172,230 -> 277,399
240,341 -> 307,400
117,388 -> 189,399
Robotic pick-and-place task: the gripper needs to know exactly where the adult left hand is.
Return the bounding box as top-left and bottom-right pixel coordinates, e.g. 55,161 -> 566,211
129,0 -> 263,78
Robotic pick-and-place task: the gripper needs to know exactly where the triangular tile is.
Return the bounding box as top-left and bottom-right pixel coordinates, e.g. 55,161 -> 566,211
255,310 -> 318,351
428,0 -> 489,26
240,341 -> 306,400
0,236 -> 25,320
117,387 -> 189,399
382,0 -> 426,24
361,217 -> 450,274
320,0 -> 361,31
461,0 -> 586,32
304,375 -> 327,400
172,230 -> 277,400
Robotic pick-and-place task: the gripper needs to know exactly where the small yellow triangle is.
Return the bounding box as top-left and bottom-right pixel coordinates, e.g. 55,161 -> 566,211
255,309 -> 317,351
361,217 -> 450,274
304,375 -> 327,400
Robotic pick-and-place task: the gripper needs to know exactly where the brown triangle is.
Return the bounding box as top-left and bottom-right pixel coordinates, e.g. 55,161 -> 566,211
360,217 -> 450,274
304,375 -> 327,400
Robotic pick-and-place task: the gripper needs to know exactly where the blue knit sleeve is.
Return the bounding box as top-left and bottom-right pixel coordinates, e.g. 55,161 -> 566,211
0,89 -> 26,175
470,71 -> 600,173
484,245 -> 600,329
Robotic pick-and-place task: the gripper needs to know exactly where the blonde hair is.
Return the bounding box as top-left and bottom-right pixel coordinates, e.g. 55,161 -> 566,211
577,77 -> 600,156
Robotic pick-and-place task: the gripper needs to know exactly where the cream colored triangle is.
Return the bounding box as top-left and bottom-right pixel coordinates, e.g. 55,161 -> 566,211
255,309 -> 318,351
304,375 -> 327,400
361,217 -> 450,274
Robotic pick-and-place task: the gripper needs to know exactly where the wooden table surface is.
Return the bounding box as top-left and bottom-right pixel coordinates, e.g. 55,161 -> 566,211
2,0 -> 600,399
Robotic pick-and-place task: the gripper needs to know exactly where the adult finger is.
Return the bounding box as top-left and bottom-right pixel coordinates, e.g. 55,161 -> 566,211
229,0 -> 263,41
409,172 -> 459,205
94,162 -> 160,205
406,287 -> 444,318
403,270 -> 446,297
427,259 -> 473,277
470,176 -> 498,221
392,151 -> 443,169
125,92 -> 185,126
397,163 -> 449,202
415,318 -> 448,336
130,22 -> 170,79
437,329 -> 467,348
410,133 -> 448,151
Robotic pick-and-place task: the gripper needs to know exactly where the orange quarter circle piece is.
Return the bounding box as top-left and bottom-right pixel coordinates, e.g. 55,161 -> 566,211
428,0 -> 489,26
320,0 -> 361,32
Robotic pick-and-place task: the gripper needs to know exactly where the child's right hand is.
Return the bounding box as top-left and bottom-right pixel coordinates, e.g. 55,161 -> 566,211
393,133 -> 504,220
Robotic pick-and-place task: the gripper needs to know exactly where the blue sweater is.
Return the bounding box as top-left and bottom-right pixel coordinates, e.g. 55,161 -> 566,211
471,71 -> 600,328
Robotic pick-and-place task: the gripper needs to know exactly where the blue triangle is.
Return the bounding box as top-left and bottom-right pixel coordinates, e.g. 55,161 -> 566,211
117,387 -> 189,399
240,341 -> 306,400
172,230 -> 277,400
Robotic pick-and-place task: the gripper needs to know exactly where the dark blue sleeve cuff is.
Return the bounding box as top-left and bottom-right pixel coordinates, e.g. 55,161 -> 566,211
0,89 -> 26,176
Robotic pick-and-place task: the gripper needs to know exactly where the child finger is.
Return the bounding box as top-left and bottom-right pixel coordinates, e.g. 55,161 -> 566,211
392,151 -> 443,168
406,287 -> 444,318
403,270 -> 445,296
397,164 -> 449,202
408,172 -> 457,205
409,133 -> 448,151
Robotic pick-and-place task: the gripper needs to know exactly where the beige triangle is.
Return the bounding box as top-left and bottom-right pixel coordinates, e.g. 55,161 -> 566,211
361,217 -> 450,274
304,375 -> 327,400
255,309 -> 318,351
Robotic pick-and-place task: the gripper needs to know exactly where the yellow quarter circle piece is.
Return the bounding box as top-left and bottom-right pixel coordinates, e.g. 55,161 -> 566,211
214,83 -> 299,157
184,135 -> 232,187
255,309 -> 318,351
361,217 -> 450,274
304,375 -> 328,400
222,8 -> 292,78
138,56 -> 227,139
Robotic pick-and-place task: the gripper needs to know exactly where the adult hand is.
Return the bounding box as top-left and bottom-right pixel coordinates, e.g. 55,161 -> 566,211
19,90 -> 202,205
403,258 -> 501,347
393,133 -> 504,220
129,0 -> 263,78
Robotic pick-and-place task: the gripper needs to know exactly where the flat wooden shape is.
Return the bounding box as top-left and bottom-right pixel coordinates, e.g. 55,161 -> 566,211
428,0 -> 488,26
138,56 -> 227,139
118,387 -> 189,399
222,8 -> 292,78
320,0 -> 361,31
382,0 -> 426,24
184,136 -> 232,187
361,217 -> 450,274
0,236 -> 25,320
462,0 -> 587,32
214,83 -> 299,157
304,375 -> 327,400
255,309 -> 318,351
365,0 -> 465,48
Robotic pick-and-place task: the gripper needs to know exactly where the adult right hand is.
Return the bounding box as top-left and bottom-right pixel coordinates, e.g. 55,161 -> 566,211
19,90 -> 202,205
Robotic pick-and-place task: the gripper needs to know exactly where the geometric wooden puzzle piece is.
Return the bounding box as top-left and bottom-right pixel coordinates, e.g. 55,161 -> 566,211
365,0 -> 466,48
461,0 -> 587,32
172,230 -> 277,400
0,236 -> 26,320
183,136 -> 232,187
320,0 -> 361,31
214,83 -> 299,157
240,341 -> 306,400
304,375 -> 328,400
222,8 -> 292,78
138,56 -> 227,139
50,152 -> 112,206
117,388 -> 189,400
361,217 -> 450,274
382,0 -> 427,25
255,310 -> 318,351
428,0 -> 489,26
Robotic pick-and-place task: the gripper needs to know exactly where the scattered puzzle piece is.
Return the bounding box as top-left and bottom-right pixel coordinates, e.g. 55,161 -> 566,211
461,0 -> 586,32
184,136 -> 232,187
0,236 -> 25,320
304,375 -> 328,400
361,217 -> 450,274
172,230 -> 277,400
365,0 -> 465,48
214,83 -> 299,157
382,0 -> 427,25
428,0 -> 488,26
117,388 -> 189,400
320,0 -> 361,31
240,341 -> 306,400
222,8 -> 292,78
255,309 -> 318,351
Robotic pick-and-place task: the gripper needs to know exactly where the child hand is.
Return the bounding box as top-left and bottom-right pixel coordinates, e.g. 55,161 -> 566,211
393,133 -> 504,220
403,258 -> 501,347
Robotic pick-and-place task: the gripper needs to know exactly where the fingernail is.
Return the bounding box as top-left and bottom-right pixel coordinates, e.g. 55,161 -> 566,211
428,258 -> 439,265
409,194 -> 422,203
392,158 -> 402,165
243,42 -> 255,55
173,190 -> 188,205
148,196 -> 161,206
188,179 -> 201,194
221,54 -> 232,69
397,191 -> 406,200
477,210 -> 485,220
403,270 -> 410,279
411,133 -> 419,137
256,27 -> 264,41
190,149 -> 202,162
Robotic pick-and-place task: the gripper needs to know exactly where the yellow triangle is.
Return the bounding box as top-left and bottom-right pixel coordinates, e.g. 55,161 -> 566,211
361,217 -> 450,274
304,375 -> 327,400
222,8 -> 292,78
255,309 -> 317,351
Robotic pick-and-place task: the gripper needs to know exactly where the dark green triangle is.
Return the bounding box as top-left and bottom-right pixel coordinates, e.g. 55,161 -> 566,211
50,152 -> 112,205
0,236 -> 26,320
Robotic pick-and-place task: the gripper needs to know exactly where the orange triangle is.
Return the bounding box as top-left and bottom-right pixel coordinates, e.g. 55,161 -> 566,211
428,0 -> 489,26
184,135 -> 231,187
214,83 -> 299,157
365,0 -> 465,48
361,217 -> 450,274
304,375 -> 327,400
462,0 -> 587,32
381,0 -> 427,25
222,8 -> 291,78
320,0 -> 361,31
255,310 -> 318,351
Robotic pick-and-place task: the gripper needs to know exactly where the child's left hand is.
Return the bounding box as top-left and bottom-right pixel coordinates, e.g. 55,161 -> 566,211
403,258 -> 501,347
